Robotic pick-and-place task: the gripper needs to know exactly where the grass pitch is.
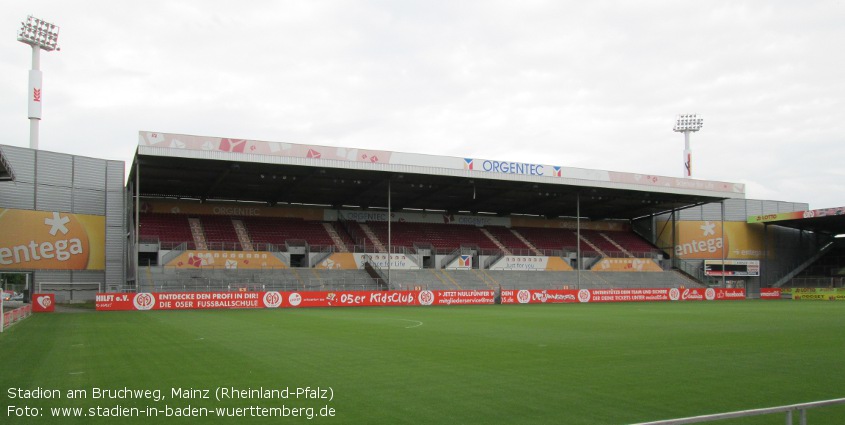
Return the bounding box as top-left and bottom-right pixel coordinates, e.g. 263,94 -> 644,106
2,301 -> 845,424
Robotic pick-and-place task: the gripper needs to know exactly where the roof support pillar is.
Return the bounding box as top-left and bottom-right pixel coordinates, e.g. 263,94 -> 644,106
577,192 -> 581,288
387,177 -> 391,287
721,201 -> 726,289
135,160 -> 140,290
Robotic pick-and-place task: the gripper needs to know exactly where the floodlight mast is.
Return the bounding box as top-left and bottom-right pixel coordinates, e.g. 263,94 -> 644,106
673,114 -> 703,178
17,15 -> 60,150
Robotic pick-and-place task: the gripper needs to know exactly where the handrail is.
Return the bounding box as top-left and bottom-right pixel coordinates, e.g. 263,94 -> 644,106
632,397 -> 845,425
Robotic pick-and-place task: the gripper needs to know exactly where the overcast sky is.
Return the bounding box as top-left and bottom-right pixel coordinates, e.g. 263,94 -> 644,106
1,1 -> 843,209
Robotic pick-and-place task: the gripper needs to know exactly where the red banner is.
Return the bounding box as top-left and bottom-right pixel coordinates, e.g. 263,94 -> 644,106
502,288 -> 745,304
424,290 -> 494,306
95,291 -> 285,311
32,293 -> 55,312
96,290 -> 495,311
760,288 -> 782,300
96,289 -> 744,311
2,304 -> 32,329
285,291 -> 418,308
501,289 -> 579,304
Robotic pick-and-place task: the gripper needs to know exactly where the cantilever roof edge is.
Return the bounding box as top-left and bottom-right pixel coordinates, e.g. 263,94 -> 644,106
137,130 -> 746,200
0,146 -> 16,181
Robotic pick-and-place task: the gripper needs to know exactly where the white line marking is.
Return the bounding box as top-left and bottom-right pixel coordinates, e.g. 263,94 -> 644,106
69,372 -> 85,375
70,344 -> 84,347
397,319 -> 423,329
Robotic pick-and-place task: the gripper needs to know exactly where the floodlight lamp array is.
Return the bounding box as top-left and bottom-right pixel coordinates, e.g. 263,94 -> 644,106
17,15 -> 60,51
673,114 -> 703,132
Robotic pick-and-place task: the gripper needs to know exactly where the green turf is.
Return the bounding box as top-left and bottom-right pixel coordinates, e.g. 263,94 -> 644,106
2,301 -> 845,424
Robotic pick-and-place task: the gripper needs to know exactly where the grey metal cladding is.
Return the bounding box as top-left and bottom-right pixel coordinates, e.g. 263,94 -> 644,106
36,185 -> 72,212
0,145 -> 35,182
0,182 -> 35,209
106,191 -> 124,227
72,270 -> 105,282
73,156 -> 107,190
780,201 -> 808,213
33,270 -> 72,284
746,200 -> 763,217
106,233 -> 124,258
105,266 -> 123,285
107,160 -> 125,191
701,203 -> 723,221
762,200 -> 779,215
724,199 -> 748,222
36,150 -> 73,187
679,206 -> 702,221
73,188 -> 105,215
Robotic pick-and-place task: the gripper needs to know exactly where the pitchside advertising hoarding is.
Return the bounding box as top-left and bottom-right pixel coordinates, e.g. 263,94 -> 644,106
760,288 -> 782,300
788,288 -> 845,301
500,288 -> 746,304
96,290 -> 495,311
0,208 -> 105,270
31,293 -> 55,312
97,288 -> 745,311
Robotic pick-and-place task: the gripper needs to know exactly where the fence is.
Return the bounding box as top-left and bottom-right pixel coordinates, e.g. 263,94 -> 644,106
633,397 -> 845,425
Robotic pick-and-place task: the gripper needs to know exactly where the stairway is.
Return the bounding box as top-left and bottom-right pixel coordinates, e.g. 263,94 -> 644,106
231,219 -> 254,251
187,218 -> 207,250
600,232 -> 632,257
510,229 -> 543,256
323,222 -> 349,253
576,232 -> 605,257
480,228 -> 512,255
359,223 -> 387,253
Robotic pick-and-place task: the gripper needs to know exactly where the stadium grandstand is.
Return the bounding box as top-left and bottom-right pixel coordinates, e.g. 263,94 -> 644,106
1,132 -> 842,302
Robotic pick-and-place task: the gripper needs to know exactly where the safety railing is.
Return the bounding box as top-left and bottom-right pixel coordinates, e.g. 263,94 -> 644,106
632,397 -> 845,425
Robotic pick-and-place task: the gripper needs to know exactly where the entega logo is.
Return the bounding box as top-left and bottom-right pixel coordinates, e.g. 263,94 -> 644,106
674,221 -> 727,259
0,210 -> 92,269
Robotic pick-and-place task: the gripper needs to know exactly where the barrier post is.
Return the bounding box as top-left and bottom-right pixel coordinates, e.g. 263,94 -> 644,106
1,296 -> 4,333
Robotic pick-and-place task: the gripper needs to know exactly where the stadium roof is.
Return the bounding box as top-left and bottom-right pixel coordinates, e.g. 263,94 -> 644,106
130,132 -> 746,221
0,146 -> 15,181
747,207 -> 845,236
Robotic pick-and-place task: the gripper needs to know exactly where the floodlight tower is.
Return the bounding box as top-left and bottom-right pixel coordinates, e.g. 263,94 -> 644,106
17,15 -> 61,150
673,114 -> 704,178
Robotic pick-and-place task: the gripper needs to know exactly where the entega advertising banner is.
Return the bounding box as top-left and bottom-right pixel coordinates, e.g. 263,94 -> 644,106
0,208 -> 105,270
655,220 -> 765,260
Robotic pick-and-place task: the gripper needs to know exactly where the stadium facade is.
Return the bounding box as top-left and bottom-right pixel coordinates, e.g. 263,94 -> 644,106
0,132 -> 836,302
